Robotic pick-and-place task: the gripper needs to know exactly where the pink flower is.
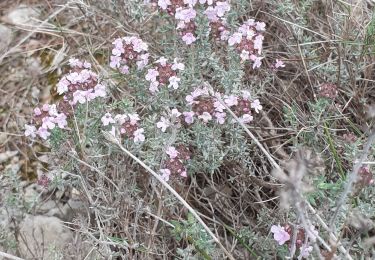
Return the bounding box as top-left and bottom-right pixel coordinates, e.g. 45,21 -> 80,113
158,0 -> 171,10
131,38 -> 148,52
172,58 -> 185,71
42,116 -> 56,130
204,7 -> 218,21
183,0 -> 197,6
68,58 -> 83,67
183,111 -> 195,124
53,113 -> 67,128
214,100 -> 225,112
175,7 -> 196,22
171,108 -> 181,118
252,56 -> 263,69
42,104 -> 50,112
274,59 -> 285,69
128,113 -> 140,125
251,99 -> 262,113
133,128 -> 145,143
182,33 -> 196,45
160,169 -> 171,182
149,81 -> 160,93
157,117 -> 170,132
168,76 -> 180,89
72,90 -> 87,104
110,56 -> 121,68
112,46 -> 124,56
36,127 -> 50,140
112,38 -> 123,49
299,245 -> 313,258
224,95 -> 238,107
239,114 -> 253,123
215,1 -> 230,17
255,21 -> 266,31
120,65 -> 129,74
156,57 -> 168,66
57,77 -> 70,94
101,113 -> 115,126
215,112 -> 226,124
166,146 -> 179,159
48,104 -> 58,116
146,68 -> 159,82
198,112 -> 212,122
254,35 -> 264,54
94,84 -> 106,98
242,90 -> 251,100
270,225 -> 290,245
137,53 -> 149,69
228,32 -> 242,46
34,107 -> 42,116
240,50 -> 250,61
24,124 -> 37,138
180,171 -> 187,177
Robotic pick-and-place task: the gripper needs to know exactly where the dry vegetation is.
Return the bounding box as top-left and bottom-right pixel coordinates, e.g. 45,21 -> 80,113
1,0 -> 375,259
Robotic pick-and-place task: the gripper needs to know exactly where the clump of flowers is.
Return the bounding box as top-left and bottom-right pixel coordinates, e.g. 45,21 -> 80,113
145,57 -> 185,93
109,36 -> 149,74
318,83 -> 338,99
101,112 -> 145,143
24,59 -> 107,140
24,104 -> 67,140
356,166 -> 374,188
184,87 -> 262,125
160,145 -> 191,181
228,19 -> 266,68
271,224 -> 318,258
57,58 -> 106,106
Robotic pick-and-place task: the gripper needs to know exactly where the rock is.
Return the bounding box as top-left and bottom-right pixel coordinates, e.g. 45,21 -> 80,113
5,5 -> 40,26
18,215 -> 73,259
0,25 -> 12,54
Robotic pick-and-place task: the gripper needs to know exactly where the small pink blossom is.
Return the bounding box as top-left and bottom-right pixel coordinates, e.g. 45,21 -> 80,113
157,117 -> 170,132
120,65 -> 129,74
134,128 -> 145,143
94,84 -> 106,98
228,32 -> 242,46
171,108 -> 181,118
158,0 -> 171,10
24,124 -> 37,138
251,99 -> 262,113
128,113 -> 140,125
252,56 -> 263,69
204,7 -> 218,21
156,57 -> 168,66
299,245 -> 313,258
160,169 -> 171,182
101,113 -> 115,126
215,1 -> 230,17
274,59 -> 285,69
242,90 -> 251,100
224,95 -> 238,107
270,225 -> 290,245
183,111 -> 195,124
172,58 -> 185,71
166,146 -> 179,159
53,113 -> 67,128
112,46 -> 124,56
180,171 -> 187,177
36,127 -> 50,140
57,78 -> 70,94
215,112 -> 226,124
175,7 -> 196,22
69,58 -> 83,67
42,117 -> 56,130
137,53 -> 149,69
168,76 -> 180,89
34,107 -> 42,116
240,50 -> 250,61
182,33 -> 196,45
255,21 -> 266,31
198,112 -> 212,122
149,81 -> 160,93
146,68 -> 159,82
239,114 -> 253,123
110,56 -> 121,68
42,104 -> 50,112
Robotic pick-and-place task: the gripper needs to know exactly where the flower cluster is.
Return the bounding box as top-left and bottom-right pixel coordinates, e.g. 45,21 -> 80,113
228,19 -> 266,68
318,83 -> 338,99
145,57 -> 185,93
101,112 -> 145,143
25,59 -> 107,140
271,224 -> 318,258
24,104 -> 67,140
57,58 -> 106,106
356,166 -> 374,187
160,145 -> 191,181
109,36 -> 149,74
150,0 -> 231,45
183,87 -> 262,125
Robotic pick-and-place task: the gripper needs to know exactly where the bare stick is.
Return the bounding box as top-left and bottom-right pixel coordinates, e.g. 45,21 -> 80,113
0,251 -> 25,260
